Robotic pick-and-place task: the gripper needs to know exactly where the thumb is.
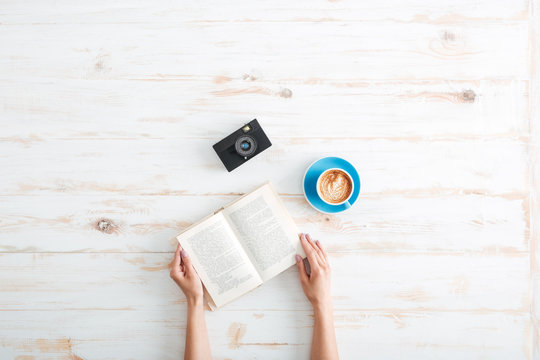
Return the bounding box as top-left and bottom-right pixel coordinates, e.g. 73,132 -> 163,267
295,254 -> 308,284
181,249 -> 193,272
172,244 -> 182,268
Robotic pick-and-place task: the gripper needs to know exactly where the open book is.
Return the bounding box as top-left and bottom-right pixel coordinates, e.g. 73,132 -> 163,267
176,182 -> 306,310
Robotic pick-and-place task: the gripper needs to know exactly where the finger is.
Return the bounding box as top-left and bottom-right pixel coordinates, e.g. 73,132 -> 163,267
300,232 -> 318,252
300,233 -> 320,271
313,237 -> 329,263
295,254 -> 309,283
306,233 -> 325,266
173,243 -> 182,268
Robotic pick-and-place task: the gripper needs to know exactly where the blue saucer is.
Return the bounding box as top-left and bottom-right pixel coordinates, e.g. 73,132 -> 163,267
303,157 -> 361,214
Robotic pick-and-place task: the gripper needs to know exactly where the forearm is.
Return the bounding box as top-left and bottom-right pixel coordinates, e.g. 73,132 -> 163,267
311,302 -> 339,360
185,297 -> 212,360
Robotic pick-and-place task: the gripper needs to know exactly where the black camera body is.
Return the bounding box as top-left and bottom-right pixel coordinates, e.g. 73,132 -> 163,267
213,119 -> 272,172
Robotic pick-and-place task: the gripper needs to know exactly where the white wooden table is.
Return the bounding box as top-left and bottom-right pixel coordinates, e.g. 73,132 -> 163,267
1,1 -> 539,359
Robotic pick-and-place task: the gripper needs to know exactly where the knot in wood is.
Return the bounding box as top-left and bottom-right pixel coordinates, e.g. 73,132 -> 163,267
242,73 -> 257,81
459,89 -> 476,103
278,88 -> 292,98
95,218 -> 116,234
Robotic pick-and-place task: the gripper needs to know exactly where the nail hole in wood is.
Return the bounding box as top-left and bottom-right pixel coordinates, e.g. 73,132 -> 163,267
442,30 -> 456,42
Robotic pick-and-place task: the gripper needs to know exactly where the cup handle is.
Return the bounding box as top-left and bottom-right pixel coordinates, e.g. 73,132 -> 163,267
343,201 -> 352,209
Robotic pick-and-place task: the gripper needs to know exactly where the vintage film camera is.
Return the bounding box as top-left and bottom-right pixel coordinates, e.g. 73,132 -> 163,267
213,119 -> 272,172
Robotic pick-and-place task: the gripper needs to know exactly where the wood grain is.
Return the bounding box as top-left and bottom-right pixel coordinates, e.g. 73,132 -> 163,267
0,195 -> 528,253
0,310 -> 529,360
0,22 -> 529,81
0,0 -> 529,24
0,0 -> 536,358
0,252 -> 528,312
0,80 -> 528,140
0,138 -> 528,196
530,0 -> 540,358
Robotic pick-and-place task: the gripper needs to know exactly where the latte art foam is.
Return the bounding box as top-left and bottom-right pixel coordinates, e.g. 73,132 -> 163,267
318,169 -> 353,204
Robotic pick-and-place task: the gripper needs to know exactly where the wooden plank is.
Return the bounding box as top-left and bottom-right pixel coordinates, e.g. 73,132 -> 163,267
0,22 -> 528,81
0,138 -> 528,196
0,252 -> 528,312
0,194 -> 528,253
0,310 -> 530,360
530,0 -> 540,358
0,0 -> 528,24
0,79 -> 528,139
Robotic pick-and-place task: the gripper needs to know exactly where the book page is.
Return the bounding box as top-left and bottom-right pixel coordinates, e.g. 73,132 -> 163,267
223,183 -> 306,282
176,212 -> 263,308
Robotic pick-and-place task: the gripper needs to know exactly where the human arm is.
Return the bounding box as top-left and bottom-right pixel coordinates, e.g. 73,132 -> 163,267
170,244 -> 212,360
295,233 -> 339,360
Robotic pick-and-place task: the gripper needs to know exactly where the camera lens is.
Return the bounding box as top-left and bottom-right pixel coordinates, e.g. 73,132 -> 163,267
235,135 -> 257,157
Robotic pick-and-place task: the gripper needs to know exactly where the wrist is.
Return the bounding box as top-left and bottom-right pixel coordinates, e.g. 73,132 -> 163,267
312,298 -> 333,316
186,294 -> 204,308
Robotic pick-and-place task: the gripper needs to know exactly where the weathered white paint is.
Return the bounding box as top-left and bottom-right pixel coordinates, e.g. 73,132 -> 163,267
0,0 -> 537,359
0,310 -> 530,360
0,138 -> 529,196
530,1 -> 540,358
0,194 -> 528,253
0,252 -> 529,311
0,22 -> 529,80
0,80 -> 529,139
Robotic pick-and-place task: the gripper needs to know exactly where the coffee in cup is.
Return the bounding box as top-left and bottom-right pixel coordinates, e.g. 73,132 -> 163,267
316,168 -> 354,205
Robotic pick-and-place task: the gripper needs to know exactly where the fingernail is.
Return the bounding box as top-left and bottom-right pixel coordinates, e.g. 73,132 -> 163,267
306,233 -> 312,241
181,250 -> 189,258
315,239 -> 320,244
295,254 -> 302,263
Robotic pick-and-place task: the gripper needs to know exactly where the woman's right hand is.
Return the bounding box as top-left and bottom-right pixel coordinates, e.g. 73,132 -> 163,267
295,233 -> 332,309
170,244 -> 204,305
